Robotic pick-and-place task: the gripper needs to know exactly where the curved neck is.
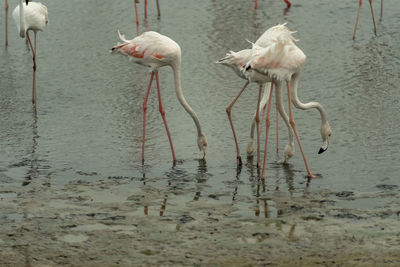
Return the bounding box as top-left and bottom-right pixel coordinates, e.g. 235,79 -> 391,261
172,63 -> 204,137
290,73 -> 328,126
19,0 -> 25,38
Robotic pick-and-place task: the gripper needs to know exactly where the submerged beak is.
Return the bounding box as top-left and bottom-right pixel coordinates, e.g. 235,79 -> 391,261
25,0 -> 29,5
318,137 -> 330,154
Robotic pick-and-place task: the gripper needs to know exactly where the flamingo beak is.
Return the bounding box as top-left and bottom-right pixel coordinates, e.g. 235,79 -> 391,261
25,0 -> 29,5
318,136 -> 330,154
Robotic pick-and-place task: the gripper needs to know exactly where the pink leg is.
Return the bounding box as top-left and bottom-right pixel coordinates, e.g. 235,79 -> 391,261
380,0 -> 383,18
254,0 -> 258,9
261,82 -> 274,179
368,0 -> 377,35
283,0 -> 291,8
255,85 -> 263,168
145,0 -> 149,31
353,0 -> 362,40
276,104 -> 279,153
26,32 -> 37,105
134,1 -> 139,35
226,81 -> 249,166
286,81 -> 316,178
141,72 -> 155,164
155,72 -> 177,163
5,0 -> 8,46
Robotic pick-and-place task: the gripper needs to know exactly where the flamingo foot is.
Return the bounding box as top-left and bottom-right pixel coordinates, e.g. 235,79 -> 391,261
237,156 -> 242,166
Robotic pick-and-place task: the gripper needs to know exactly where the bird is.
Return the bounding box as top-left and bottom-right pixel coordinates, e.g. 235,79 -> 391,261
217,49 -> 283,169
353,0 -> 382,40
245,24 -> 332,179
134,0 -> 161,36
110,31 -> 207,164
254,0 -> 292,9
13,0 -> 48,105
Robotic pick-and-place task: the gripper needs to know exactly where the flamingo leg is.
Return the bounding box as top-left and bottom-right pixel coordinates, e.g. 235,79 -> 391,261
286,81 -> 316,178
5,0 -> 8,46
226,81 -> 249,166
276,102 -> 279,153
353,0 -> 362,40
255,85 -> 262,168
261,82 -> 274,179
380,0 -> 383,18
141,72 -> 155,164
144,0 -> 149,31
26,32 -> 37,105
254,0 -> 258,9
368,0 -> 377,35
283,0 -> 292,8
134,0 -> 140,35
156,0 -> 161,17
155,72 -> 177,163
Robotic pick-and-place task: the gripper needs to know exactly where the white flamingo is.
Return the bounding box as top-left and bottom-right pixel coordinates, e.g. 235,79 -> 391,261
217,49 -> 284,168
13,0 -> 48,104
110,31 -> 207,164
353,0 -> 383,40
246,24 -> 332,178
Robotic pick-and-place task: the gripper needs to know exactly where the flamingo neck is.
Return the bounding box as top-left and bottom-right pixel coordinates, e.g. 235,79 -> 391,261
19,0 -> 25,38
291,73 -> 328,126
172,63 -> 203,137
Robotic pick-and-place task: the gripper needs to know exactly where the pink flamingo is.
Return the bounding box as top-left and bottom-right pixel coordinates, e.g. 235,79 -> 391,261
134,0 -> 161,36
353,0 -> 383,40
13,0 -> 48,105
254,0 -> 292,9
110,31 -> 207,164
246,24 -> 331,179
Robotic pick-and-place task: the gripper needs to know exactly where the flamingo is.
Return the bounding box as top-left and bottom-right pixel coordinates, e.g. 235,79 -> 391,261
134,0 -> 161,36
110,31 -> 207,164
353,0 -> 382,40
254,0 -> 292,9
13,0 -> 48,105
217,49 -> 287,169
245,24 -> 332,178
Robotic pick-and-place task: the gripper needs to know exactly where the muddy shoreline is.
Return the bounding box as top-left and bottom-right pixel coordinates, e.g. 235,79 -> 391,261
1,177 -> 399,266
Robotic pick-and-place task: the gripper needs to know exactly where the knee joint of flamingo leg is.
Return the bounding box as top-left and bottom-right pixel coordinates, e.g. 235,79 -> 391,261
159,108 -> 165,116
289,119 -> 296,128
226,108 -> 231,116
266,118 -> 271,128
142,103 -> 147,112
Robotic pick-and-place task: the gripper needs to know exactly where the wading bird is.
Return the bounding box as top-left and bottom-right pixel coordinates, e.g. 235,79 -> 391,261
110,31 -> 207,164
217,50 -> 283,169
13,0 -> 48,105
245,24 -> 332,178
134,0 -> 161,35
353,0 -> 382,40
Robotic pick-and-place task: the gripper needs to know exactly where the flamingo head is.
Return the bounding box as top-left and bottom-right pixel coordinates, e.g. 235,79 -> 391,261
319,122 -> 332,154
197,133 -> 207,159
284,142 -> 295,163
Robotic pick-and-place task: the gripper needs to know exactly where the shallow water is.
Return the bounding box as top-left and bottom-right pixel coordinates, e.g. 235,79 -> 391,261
1,0 -> 400,264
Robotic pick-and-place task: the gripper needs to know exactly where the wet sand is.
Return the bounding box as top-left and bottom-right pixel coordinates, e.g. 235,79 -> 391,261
1,175 -> 399,266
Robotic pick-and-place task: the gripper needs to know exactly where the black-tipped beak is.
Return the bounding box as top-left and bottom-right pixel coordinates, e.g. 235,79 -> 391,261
26,0 -> 29,5
318,147 -> 327,154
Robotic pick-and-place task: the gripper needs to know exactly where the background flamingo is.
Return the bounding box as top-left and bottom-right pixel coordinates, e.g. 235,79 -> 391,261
245,24 -> 332,178
13,0 -> 48,105
353,0 -> 383,40
110,31 -> 207,164
134,0 -> 161,36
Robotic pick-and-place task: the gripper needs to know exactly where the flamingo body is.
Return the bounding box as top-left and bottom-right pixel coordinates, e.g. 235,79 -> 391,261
13,1 -> 48,38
